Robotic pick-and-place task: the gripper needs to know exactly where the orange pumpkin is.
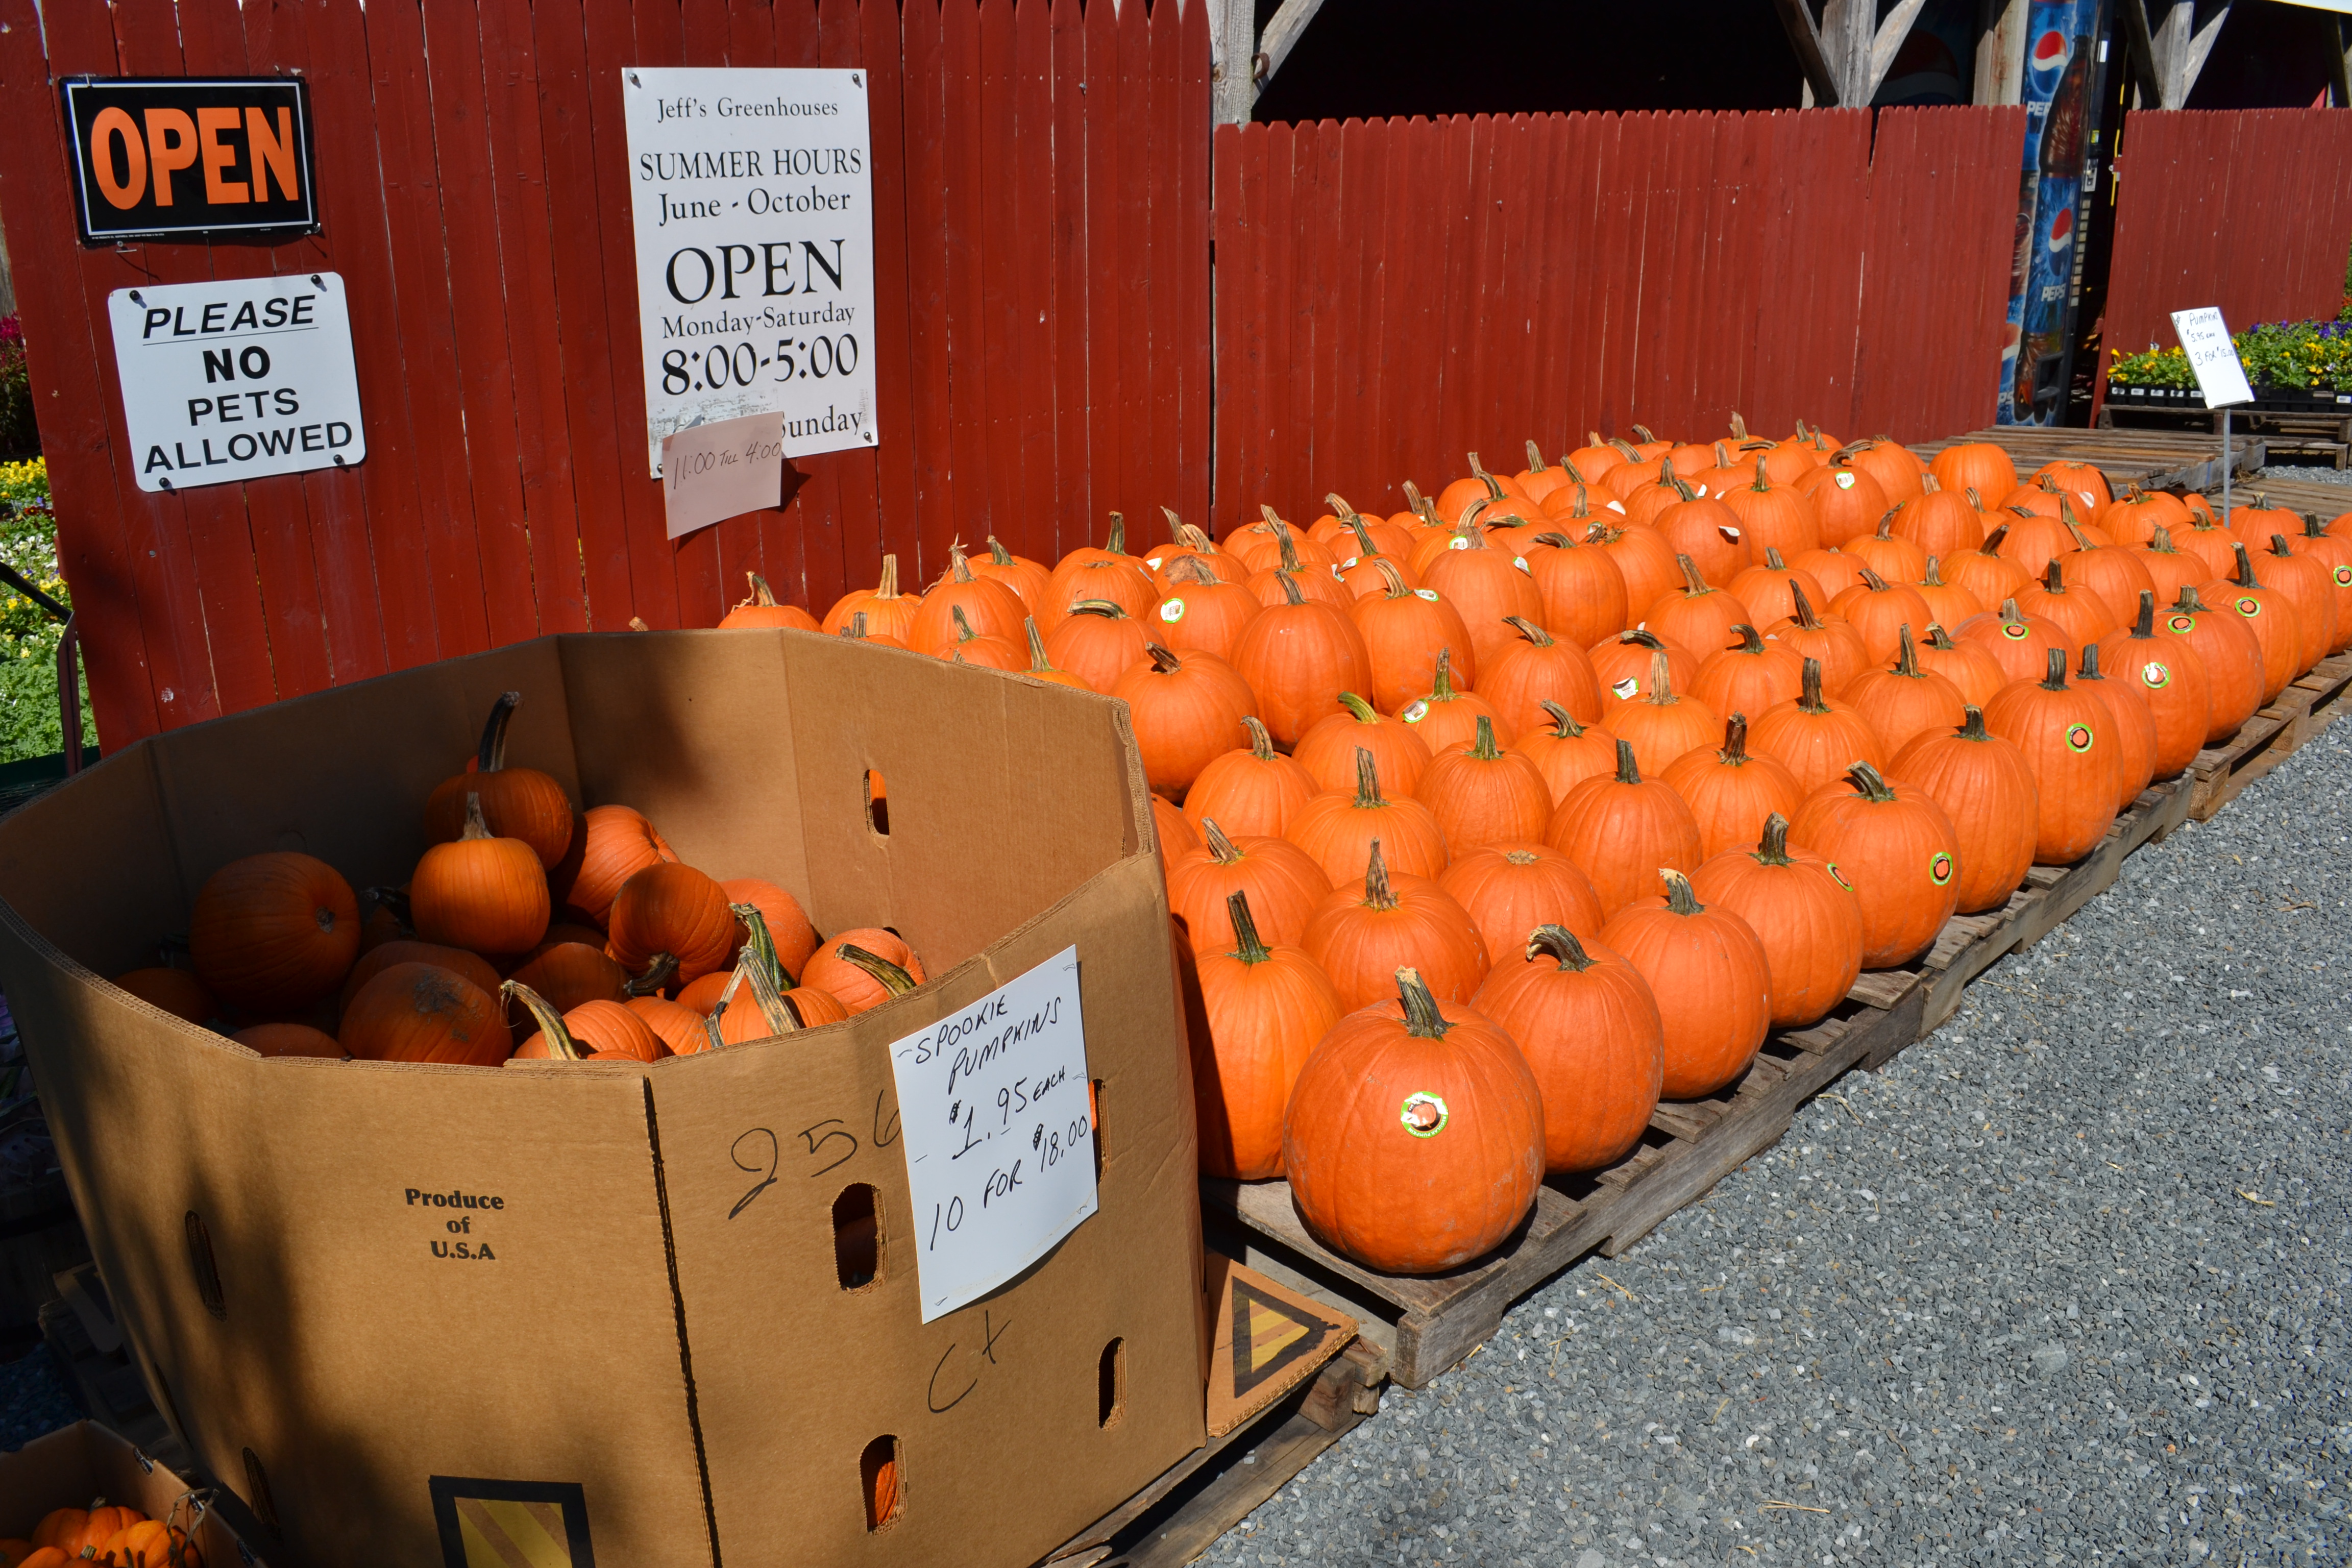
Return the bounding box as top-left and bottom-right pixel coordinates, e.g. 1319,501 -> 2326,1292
1983,648 -> 2124,864
2160,584 -> 2265,744
1153,556 -> 1263,662
1843,623 -> 1968,760
1245,527 -> 1352,612
1941,522 -> 2033,612
1111,644 -> 1256,798
188,851 -> 361,1015
1842,437 -> 1924,507
233,1022 -> 342,1059
1185,891 -> 1342,1180
1585,520 -> 1682,616
1017,616 -> 1096,691
1168,819 -> 1333,955
1419,527 -> 1545,674
1545,738 -> 1705,918
2208,541 -> 2305,703
2073,641 -> 2158,811
548,804 -> 677,927
1913,556 -> 1986,631
1690,622 -> 1805,719
605,863 -> 737,983
1718,455 -> 1820,561
628,995 -> 709,1055
1395,646 -> 1509,753
342,962 -> 512,1064
1746,657 -> 1889,799
339,939 -> 506,1016
1611,648 -> 1723,781
1185,716 -> 1319,839
1589,629 -> 1701,718
1888,705 -> 2038,914
716,571 -> 819,632
1042,513 -> 1159,628
2257,534 -> 2339,675
2284,516 -> 2352,653
1808,461 -> 1893,547
2014,557 -> 2122,648
945,605 -> 1026,670
503,941 -> 629,1013
1303,842 -> 1489,1010
1688,813 -> 1862,1030
95,1520 -> 200,1568
1414,716 -> 1555,855
2035,457 -> 2110,512
1912,622 -> 2006,709
1293,693 -> 1434,798
1754,581 -> 1870,696
1282,966 -> 1545,1274
2098,485 -> 2192,547
1787,761 -> 1958,968
1929,439 -> 2017,502
411,795 -> 552,956
1845,512 -> 1931,587
110,966 -> 216,1023
1892,475 -> 1991,561
1955,597 -> 2077,688
1643,554 -> 1753,657
1471,925 -> 1662,1173
1827,566 -> 1933,666
2092,591 -> 2211,779
1044,600 -> 1151,693
975,535 -> 1058,610
1659,713 -> 1804,865
1476,616 -> 1603,736
508,982 -> 670,1062
1727,548 -> 1829,629
833,609 -> 905,651
1509,702 -> 1623,806
1286,748 -> 1451,890
910,542 -> 1031,653
802,930 -> 929,1014
719,877 -> 819,979
1523,527 -> 1630,648
1650,477 -> 1754,586
1437,841 -> 1605,960
1230,573 -> 1376,748
822,552 -> 925,639
422,692 -> 576,869
1350,557 -> 1478,714
1601,869 -> 1772,1099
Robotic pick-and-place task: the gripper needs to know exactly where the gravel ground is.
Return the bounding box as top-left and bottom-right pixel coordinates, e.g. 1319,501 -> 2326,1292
2260,465 -> 2352,490
1202,730 -> 2352,1567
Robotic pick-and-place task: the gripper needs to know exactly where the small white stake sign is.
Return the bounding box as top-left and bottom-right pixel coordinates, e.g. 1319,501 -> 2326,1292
886,946 -> 1097,1323
2169,306 -> 2253,409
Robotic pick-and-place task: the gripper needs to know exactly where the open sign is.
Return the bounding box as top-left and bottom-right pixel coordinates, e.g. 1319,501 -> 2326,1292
61,77 -> 317,246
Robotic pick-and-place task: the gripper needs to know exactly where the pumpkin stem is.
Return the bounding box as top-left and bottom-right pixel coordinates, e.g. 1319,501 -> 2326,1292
2229,541 -> 2261,589
1753,812 -> 1793,866
1242,714 -> 1278,761
1713,440 -> 1731,469
1533,531 -> 1574,549
1325,491 -> 1359,523
875,554 -> 902,599
1893,622 -> 1922,678
1401,480 -> 1428,513
2040,646 -> 2070,691
1659,868 -> 1703,917
1258,503 -> 1287,536
747,572 -> 780,607
1608,437 -> 1642,461
2265,532 -> 2296,559
729,903 -> 796,990
1922,555 -> 1948,587
1352,746 -> 1386,808
1362,838 -> 1399,912
951,604 -> 981,644
835,944 -> 919,999
1144,642 -> 1184,675
1346,513 -> 1381,560
1429,646 -> 1459,703
460,792 -> 493,842
1751,454 -> 1772,492
1764,546 -> 1786,570
1719,712 -> 1751,762
1165,554 -> 1218,587
1963,485 -> 1982,509
1856,564 -> 1890,592
364,885 -> 413,931
1374,557 -> 1412,599
475,691 -> 522,772
1612,736 -> 1641,786
985,537 -> 1016,569
1202,817 -> 1244,866
1393,966 -> 1451,1039
2173,583 -> 2212,615
1874,511 -> 1898,542
1676,553 -> 1710,596
1787,579 -> 1824,629
1104,511 -> 1127,556
948,541 -> 976,583
1566,487 -> 1592,520
1503,614 -> 1553,647
1632,424 -> 1658,445
2304,514 -> 2331,541
1468,715 -> 1502,760
841,610 -> 872,641
1336,692 -> 1381,725
1070,598 -> 1128,621
1159,505 -> 1186,544
1925,621 -> 1958,650
1956,704 -> 1991,741
1226,890 -> 1272,965
2130,589 -> 2154,639
502,979 -> 582,1061
1524,438 -> 1548,473
1538,699 -> 1585,738
627,951 -> 680,997
1024,617 -> 1057,673
1980,523 -> 2011,559
1797,656 -> 1827,714
1469,452 -> 1505,500
1921,472 -> 1943,495
1277,524 -> 1304,573
1998,597 -> 2025,625
1664,467 -> 1699,502
2078,642 -> 2106,681
1729,410 -> 1750,442
1643,649 -> 1676,705
1730,622 -> 1766,655
1845,760 -> 1898,803
2043,557 -> 2067,593
1526,923 -> 1597,972
1561,456 -> 1589,485
1277,570 -> 1307,608
732,941 -> 804,1035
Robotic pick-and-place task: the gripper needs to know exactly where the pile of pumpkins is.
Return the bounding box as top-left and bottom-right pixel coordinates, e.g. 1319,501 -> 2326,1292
109,694 -> 924,1063
4,1499 -> 199,1566
707,419 -> 2352,1278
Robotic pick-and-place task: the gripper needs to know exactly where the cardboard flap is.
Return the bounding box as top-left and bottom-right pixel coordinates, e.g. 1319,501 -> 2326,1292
1203,1254 -> 1356,1438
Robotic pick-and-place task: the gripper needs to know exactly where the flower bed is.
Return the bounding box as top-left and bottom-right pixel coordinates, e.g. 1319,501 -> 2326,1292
0,457 -> 92,767
2106,316 -> 2352,408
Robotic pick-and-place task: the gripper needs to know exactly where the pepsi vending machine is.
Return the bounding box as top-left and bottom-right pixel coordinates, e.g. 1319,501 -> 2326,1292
1998,1 -> 2112,425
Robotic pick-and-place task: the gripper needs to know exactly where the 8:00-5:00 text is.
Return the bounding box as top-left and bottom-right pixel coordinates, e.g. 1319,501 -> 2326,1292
662,335 -> 860,394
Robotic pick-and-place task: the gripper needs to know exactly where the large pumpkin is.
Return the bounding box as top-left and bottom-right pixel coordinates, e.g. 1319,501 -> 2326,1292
2014,557 -> 2121,648
1888,706 -> 2039,913
1659,713 -> 1804,864
2161,585 -> 2265,744
1585,520 -> 1683,612
1718,455 -> 1821,561
1523,528 -> 1631,648
1292,693 -> 1434,797
1827,567 -> 1933,668
1111,644 -> 1256,798
1600,870 -> 1772,1099
1955,597 -> 2076,688
1545,738 -> 1705,917
1285,747 -> 1451,889
1982,648 -> 2124,864
1414,716 -> 1555,854
2209,542 -> 2305,703
1230,573 -> 1376,747
342,962 -> 513,1064
719,877 -> 820,979
1184,716 -> 1320,839
1509,702 -> 1623,806
1691,622 -> 1805,719
1787,761 -> 1959,969
1282,967 -> 1546,1274
188,851 -> 362,1014
1186,891 -> 1343,1180
2284,516 -> 2352,654
2255,535 -> 2339,676
1303,842 -> 1490,1010
2074,644 -> 2158,812
1688,813 -> 1863,1030
1746,657 -> 1889,799
1928,439 -> 2017,502
1351,557 -> 1479,713
1437,841 -> 1605,959
606,862 -> 738,983
1611,649 -> 1723,781
1809,461 -> 1893,547
1153,556 -> 1263,663
1643,554 -> 1753,658
1480,617 -> 1603,734
1471,925 -> 1663,1173
1168,819 -> 1333,954
423,692 -> 576,869
2092,591 -> 2212,778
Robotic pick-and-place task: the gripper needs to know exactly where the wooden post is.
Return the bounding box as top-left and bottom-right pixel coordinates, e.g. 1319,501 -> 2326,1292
1212,0 -> 1257,126
2118,0 -> 2232,110
1774,0 -> 1929,107
1974,0 -> 2028,106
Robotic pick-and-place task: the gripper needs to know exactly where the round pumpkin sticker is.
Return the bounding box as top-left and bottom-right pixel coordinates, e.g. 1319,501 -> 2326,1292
1400,1092 -> 1450,1138
1400,700 -> 1430,723
2140,662 -> 2172,690
1827,862 -> 1853,891
1513,556 -> 1532,573
2001,623 -> 2029,641
1448,536 -> 1471,551
2166,614 -> 2196,634
2235,596 -> 2261,618
1415,588 -> 1440,602
1834,472 -> 1857,489
1929,851 -> 1954,886
2335,566 -> 2352,588
1157,599 -> 1186,622
2065,722 -> 2095,753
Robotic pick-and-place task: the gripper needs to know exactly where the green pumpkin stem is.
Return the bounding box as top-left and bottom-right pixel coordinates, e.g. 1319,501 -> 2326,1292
476,691 -> 523,772
1503,615 -> 1553,647
1797,657 -> 1827,714
1393,965 -> 1451,1039
1429,647 -> 1460,703
627,951 -> 680,997
1202,817 -> 1244,865
2040,647 -> 2070,691
1337,692 -> 1381,725
729,903 -> 796,990
951,605 -> 980,644
746,571 -> 780,607
1660,868 -> 1703,917
1226,890 -> 1272,965
835,944 -> 918,999
2129,590 -> 2155,639
1612,736 -> 1641,786
502,979 -> 582,1061
1893,623 -> 1922,678
1956,704 -> 1992,741
1845,760 -> 1899,803
1730,622 -> 1766,656
1241,715 -> 1279,761
1325,492 -> 1360,524
984,538 -> 1015,569
1347,513 -> 1382,561
1526,923 -> 1597,972
1539,699 -> 1585,738
1278,570 -> 1307,608
1534,531 -> 1575,550
1025,618 -> 1056,673
1677,554 -> 1710,596
1105,511 -> 1127,556
1753,812 -> 1793,866
1468,715 -> 1502,761
1633,423 -> 1658,445
1664,465 -> 1699,503
1352,747 -> 1386,809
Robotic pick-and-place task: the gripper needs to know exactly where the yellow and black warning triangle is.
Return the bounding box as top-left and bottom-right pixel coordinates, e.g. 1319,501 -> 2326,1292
1204,1251 -> 1356,1436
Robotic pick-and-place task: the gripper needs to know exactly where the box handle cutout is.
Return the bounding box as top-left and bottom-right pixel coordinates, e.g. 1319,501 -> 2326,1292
185,1210 -> 226,1319
243,1447 -> 281,1535
865,769 -> 890,837
860,1434 -> 903,1530
1098,1337 -> 1126,1428
1091,1079 -> 1106,1185
833,1183 -> 883,1289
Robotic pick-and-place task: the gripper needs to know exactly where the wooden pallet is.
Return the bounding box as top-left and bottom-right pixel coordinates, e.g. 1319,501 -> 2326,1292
38,1261 -> 183,1466
1912,426 -> 2264,493
2186,651 -> 2352,822
2224,474 -> 2352,523
1043,1337 -> 1387,1568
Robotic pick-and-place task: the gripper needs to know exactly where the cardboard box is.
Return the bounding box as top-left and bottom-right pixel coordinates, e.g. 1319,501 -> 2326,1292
0,1420 -> 251,1563
0,632 -> 1205,1567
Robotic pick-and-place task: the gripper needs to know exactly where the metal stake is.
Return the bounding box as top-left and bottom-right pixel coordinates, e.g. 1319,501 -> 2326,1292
2220,407 -> 2231,530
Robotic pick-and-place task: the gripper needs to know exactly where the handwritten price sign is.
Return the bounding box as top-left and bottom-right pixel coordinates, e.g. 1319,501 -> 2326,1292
886,946 -> 1097,1323
2169,307 -> 2253,409
659,410 -> 785,539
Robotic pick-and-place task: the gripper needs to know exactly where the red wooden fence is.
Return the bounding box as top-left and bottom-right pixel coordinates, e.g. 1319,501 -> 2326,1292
2099,109 -> 2352,386
1212,105 -> 2027,528
0,0 -> 1211,750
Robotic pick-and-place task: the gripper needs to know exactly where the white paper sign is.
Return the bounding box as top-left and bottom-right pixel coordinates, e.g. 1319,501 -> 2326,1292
660,411 -> 785,540
108,273 -> 365,493
622,67 -> 878,476
887,946 -> 1097,1323
2170,307 -> 2254,409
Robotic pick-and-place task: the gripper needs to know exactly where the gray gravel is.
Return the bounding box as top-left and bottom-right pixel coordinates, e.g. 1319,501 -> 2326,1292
2260,465 -> 2352,489
1202,729 -> 2352,1566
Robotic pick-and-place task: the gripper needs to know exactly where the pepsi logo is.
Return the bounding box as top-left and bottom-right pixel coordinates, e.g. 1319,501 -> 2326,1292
2029,29 -> 2069,79
2047,206 -> 2074,254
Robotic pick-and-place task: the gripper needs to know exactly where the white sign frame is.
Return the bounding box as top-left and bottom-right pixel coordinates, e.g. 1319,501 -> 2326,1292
886,947 -> 1098,1323
2169,306 -> 2254,409
622,66 -> 879,477
108,273 -> 365,494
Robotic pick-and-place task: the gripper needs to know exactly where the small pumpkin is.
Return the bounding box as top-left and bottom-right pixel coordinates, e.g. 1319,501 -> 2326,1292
1112,643 -> 1256,798
423,692 -> 576,868
341,962 -> 512,1064
1940,522 -> 2033,611
2160,584 -> 2265,744
1230,572 -> 1376,747
1827,564 -> 1934,666
1471,925 -> 1663,1173
628,995 -> 709,1055
1688,813 -> 1863,1029
974,536 -> 1056,612
1185,715 -> 1319,839
606,862 -> 738,983
1044,600 -> 1152,692
1414,715 -> 1555,854
1523,527 -> 1631,648
1747,656 -> 1889,799
1168,818 -> 1333,955
1787,761 -> 1959,968
548,804 -> 677,928
1912,622 -> 2006,709
1246,524 -> 1352,611
340,939 -> 506,1017
95,1520 -> 201,1568
2097,484 -> 2192,547
234,1022 -> 342,1059
2284,515 -> 2352,654
1841,437 -> 1924,507
1845,510 -> 1931,586
110,967 -> 215,1023
1843,623 -> 1968,760
1188,891 -> 1344,1180
823,552 -> 926,639
2035,457 -> 2110,511
2208,541 -> 2306,702
716,572 -> 820,632
1286,747 -> 1451,890
188,851 -> 362,1014
1589,628 -> 1700,718
1982,647 -> 2124,865
1600,869 -> 1772,1099
507,980 -> 669,1062
1293,692 -> 1434,798
1396,646 -> 1510,753
910,542 -> 1031,653
1718,454 -> 1820,561
1509,701 -> 1623,806
1437,841 -> 1605,960
1659,712 -> 1805,864
502,941 -> 631,1013
802,929 -> 929,1014
1545,738 -> 1705,917
1649,475 -> 1754,586
1304,841 -> 1490,1010
719,876 -> 820,978
411,795 -> 553,956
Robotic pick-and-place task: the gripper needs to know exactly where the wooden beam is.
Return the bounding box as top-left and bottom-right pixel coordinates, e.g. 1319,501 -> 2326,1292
1773,0 -> 1844,106
1783,0 -> 1930,108
1212,0 -> 1257,126
2123,0 -> 2232,109
1257,0 -> 1328,88
1865,0 -> 1933,101
2330,15 -> 2352,111
1820,0 -> 1876,103
1974,0 -> 2028,106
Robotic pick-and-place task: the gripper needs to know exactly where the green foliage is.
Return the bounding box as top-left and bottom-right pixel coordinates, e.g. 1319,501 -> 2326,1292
2107,317 -> 2352,394
0,317 -> 33,456
0,458 -> 94,766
